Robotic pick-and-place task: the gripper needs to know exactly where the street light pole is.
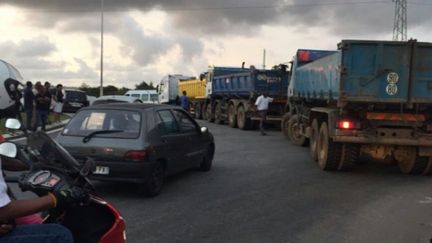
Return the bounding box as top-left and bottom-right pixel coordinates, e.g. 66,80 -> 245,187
100,0 -> 104,97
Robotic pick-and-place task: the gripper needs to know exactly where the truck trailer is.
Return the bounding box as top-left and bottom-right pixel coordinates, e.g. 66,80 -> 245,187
283,40 -> 432,174
199,65 -> 289,130
158,74 -> 194,104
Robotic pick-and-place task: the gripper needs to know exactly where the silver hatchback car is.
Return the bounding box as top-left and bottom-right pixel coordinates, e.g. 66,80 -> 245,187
56,103 -> 215,196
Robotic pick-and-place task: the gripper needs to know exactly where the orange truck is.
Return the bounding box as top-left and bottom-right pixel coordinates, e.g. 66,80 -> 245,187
177,77 -> 207,117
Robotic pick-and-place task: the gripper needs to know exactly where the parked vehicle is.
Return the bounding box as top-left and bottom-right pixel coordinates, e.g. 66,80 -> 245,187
0,60 -> 23,118
87,95 -> 97,106
177,76 -> 207,117
56,103 -> 215,196
93,95 -> 142,106
63,89 -> 89,113
125,90 -> 159,104
1,118 -> 126,243
196,66 -> 289,130
283,39 -> 432,174
157,74 -> 193,104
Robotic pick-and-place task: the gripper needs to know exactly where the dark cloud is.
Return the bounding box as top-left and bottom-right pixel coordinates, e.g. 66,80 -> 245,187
5,0 -> 432,37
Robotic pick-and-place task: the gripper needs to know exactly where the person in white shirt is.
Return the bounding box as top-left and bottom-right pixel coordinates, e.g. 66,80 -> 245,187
255,92 -> 274,135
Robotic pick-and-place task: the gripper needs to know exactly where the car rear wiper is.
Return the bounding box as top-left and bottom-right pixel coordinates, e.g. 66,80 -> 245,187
82,130 -> 124,143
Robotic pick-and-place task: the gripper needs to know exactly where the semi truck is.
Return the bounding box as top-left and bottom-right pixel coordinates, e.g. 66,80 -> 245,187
282,40 -> 432,174
177,77 -> 206,117
198,65 -> 290,130
157,74 -> 193,104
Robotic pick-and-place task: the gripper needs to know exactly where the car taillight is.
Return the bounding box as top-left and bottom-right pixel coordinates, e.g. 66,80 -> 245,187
338,119 -> 358,130
125,151 -> 147,161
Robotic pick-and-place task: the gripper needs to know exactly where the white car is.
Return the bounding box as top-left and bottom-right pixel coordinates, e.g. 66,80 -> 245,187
125,90 -> 159,104
93,95 -> 142,106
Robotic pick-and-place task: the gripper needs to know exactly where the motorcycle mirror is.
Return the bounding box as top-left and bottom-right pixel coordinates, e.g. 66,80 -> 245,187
5,118 -> 21,130
0,142 -> 18,158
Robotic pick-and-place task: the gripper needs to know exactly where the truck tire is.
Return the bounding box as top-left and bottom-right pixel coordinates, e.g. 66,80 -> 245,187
214,103 -> 223,124
398,155 -> 430,175
228,103 -> 237,128
309,119 -> 319,161
206,104 -> 214,122
317,122 -> 358,171
281,113 -> 291,139
287,114 -> 308,146
195,103 -> 202,120
202,104 -> 207,120
237,105 -> 251,130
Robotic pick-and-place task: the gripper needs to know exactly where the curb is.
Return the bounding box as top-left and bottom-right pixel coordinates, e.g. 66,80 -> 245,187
4,119 -> 70,140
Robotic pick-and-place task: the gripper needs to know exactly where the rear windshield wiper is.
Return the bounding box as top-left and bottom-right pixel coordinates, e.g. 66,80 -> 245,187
82,130 -> 124,143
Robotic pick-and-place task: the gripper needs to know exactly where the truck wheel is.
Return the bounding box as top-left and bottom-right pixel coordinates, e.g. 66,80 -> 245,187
228,104 -> 237,128
309,119 -> 319,161
214,103 -> 223,124
398,155 -> 430,175
202,104 -> 207,120
317,122 -> 358,171
195,103 -> 202,120
281,113 -> 291,140
237,105 -> 251,130
206,105 -> 214,122
288,115 -> 308,146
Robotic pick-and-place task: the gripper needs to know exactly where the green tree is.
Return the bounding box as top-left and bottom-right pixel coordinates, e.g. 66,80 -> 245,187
135,81 -> 155,90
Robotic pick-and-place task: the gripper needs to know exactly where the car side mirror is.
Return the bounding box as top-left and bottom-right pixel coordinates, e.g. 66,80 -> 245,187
5,118 -> 21,130
200,127 -> 208,134
0,142 -> 18,158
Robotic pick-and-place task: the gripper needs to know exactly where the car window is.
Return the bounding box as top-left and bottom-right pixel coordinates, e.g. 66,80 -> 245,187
141,94 -> 149,101
131,94 -> 140,98
150,94 -> 158,102
173,109 -> 198,133
157,110 -> 179,135
63,109 -> 141,138
66,91 -> 87,101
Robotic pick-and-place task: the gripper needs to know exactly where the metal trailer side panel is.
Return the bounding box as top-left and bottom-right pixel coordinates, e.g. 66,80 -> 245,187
213,70 -> 289,98
411,42 -> 432,103
178,79 -> 206,99
289,52 -> 341,100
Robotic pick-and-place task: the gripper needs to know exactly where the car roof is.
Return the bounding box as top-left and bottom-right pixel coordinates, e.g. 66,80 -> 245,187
82,103 -> 174,111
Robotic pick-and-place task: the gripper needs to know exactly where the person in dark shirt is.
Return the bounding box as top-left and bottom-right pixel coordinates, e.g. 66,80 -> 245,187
23,81 -> 35,130
34,86 -> 51,131
8,83 -> 22,120
52,84 -> 64,123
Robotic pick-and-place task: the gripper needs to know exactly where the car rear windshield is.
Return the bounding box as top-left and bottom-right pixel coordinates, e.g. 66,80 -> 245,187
66,91 -> 87,101
62,109 -> 141,139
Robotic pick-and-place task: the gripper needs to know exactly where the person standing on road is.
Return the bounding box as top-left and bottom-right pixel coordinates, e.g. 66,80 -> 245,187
34,86 -> 51,131
180,91 -> 190,112
9,84 -> 22,120
52,84 -> 64,123
24,81 -> 35,130
255,92 -> 273,136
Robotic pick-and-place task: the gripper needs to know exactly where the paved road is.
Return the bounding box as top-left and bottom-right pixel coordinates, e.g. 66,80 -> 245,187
8,122 -> 432,242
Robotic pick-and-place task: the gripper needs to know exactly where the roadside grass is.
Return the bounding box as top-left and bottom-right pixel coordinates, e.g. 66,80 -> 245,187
0,112 -> 70,134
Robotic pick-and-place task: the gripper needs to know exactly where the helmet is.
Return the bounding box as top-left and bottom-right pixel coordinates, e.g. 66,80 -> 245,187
0,60 -> 23,119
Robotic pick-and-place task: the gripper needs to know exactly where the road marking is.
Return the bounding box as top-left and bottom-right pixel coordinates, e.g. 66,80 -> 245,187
9,127 -> 64,142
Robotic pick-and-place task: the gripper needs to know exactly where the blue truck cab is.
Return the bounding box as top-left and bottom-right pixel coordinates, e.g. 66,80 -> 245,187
284,40 -> 432,174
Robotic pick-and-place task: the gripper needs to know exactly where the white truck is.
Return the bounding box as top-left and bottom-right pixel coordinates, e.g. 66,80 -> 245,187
0,60 -> 23,118
157,74 -> 193,104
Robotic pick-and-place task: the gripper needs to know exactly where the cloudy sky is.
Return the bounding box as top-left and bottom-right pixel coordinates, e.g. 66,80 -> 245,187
0,0 -> 431,88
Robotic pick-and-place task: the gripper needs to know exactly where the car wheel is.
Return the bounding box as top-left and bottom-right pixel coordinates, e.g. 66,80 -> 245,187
143,162 -> 165,197
200,145 -> 215,172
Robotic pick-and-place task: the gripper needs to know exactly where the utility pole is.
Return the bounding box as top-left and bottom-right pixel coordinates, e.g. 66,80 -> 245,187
262,49 -> 266,70
392,0 -> 407,41
100,0 -> 104,96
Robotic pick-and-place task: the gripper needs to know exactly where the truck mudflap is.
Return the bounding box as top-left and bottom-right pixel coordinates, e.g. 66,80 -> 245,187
332,128 -> 432,146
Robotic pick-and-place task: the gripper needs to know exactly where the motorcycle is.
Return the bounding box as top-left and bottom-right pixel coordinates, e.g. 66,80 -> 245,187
0,118 -> 126,243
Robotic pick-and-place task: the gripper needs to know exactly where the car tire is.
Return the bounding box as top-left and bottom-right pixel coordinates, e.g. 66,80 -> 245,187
200,145 -> 215,172
143,162 -> 165,197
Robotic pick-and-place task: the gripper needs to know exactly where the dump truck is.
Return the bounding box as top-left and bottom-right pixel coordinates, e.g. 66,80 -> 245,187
177,77 -> 206,116
282,40 -> 432,174
198,65 -> 289,130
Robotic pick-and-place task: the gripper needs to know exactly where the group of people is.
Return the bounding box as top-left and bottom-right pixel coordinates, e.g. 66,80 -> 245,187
19,81 -> 64,131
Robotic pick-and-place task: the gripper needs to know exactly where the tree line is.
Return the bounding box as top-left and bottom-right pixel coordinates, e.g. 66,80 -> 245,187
79,81 -> 155,97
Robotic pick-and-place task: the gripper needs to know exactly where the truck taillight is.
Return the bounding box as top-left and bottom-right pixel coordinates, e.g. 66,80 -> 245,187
338,119 -> 358,130
125,151 -> 147,161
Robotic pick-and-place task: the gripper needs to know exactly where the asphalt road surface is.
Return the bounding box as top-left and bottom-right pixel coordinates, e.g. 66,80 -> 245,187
8,122 -> 432,243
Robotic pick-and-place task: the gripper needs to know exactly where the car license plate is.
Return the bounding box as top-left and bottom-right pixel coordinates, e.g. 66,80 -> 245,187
93,166 -> 110,175
70,102 -> 82,107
